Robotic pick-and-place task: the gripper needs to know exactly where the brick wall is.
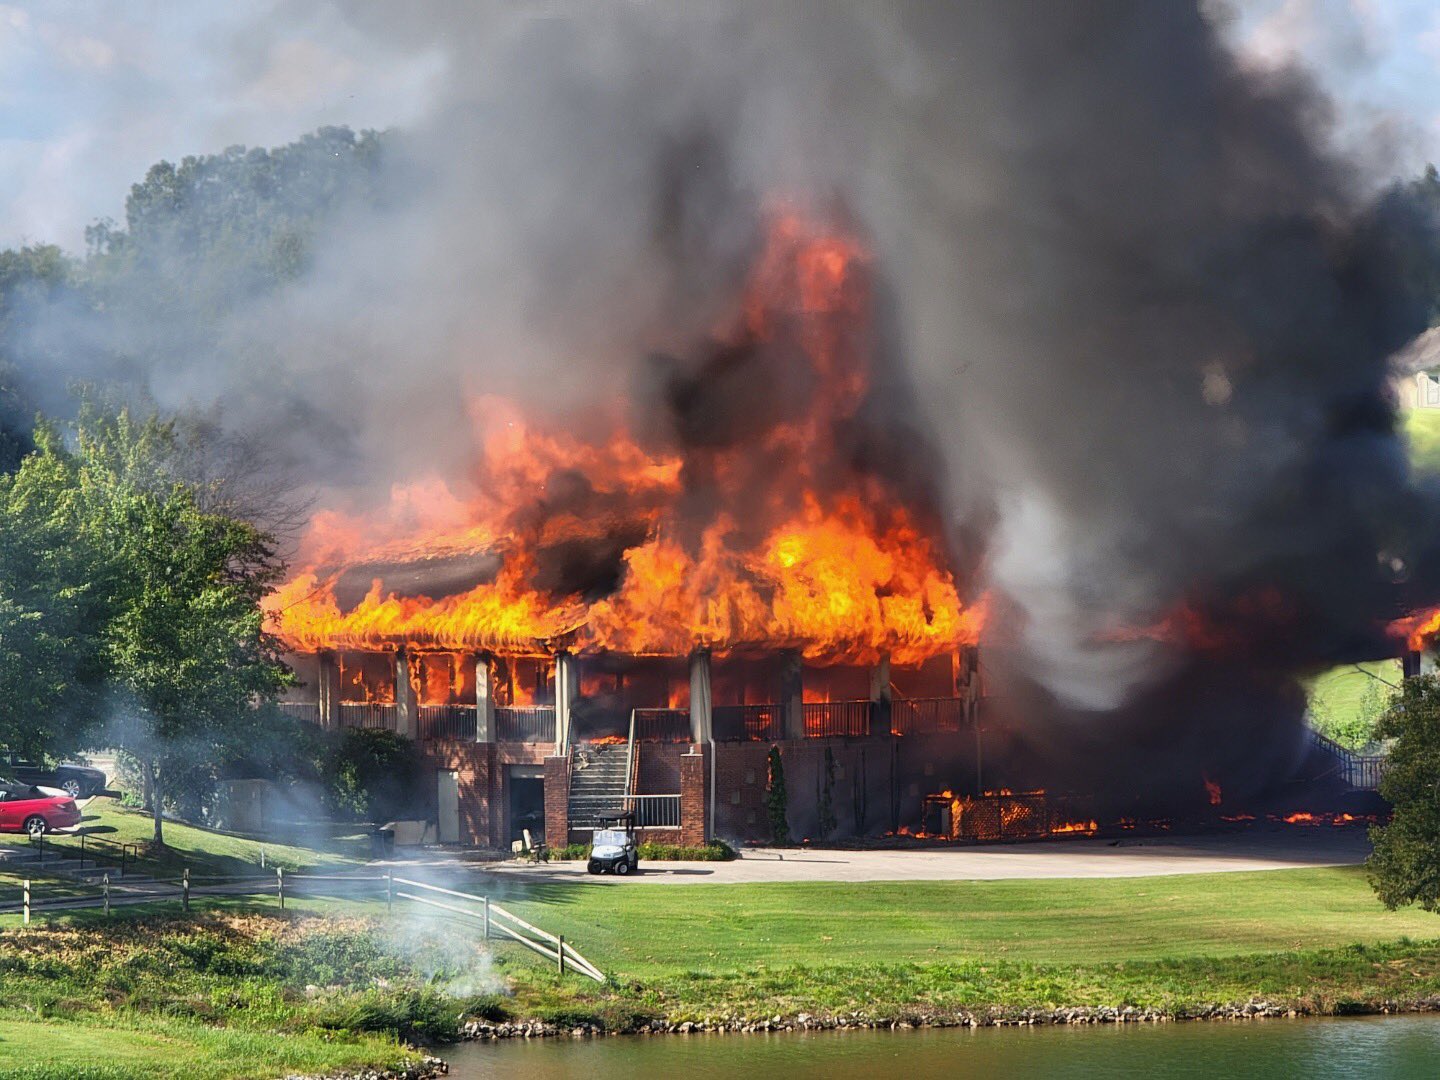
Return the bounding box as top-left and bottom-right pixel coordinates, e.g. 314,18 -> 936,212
420,742 -> 495,846
679,747 -> 708,846
543,755 -> 570,850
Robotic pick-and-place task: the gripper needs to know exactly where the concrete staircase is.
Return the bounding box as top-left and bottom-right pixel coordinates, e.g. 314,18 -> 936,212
567,743 -> 630,830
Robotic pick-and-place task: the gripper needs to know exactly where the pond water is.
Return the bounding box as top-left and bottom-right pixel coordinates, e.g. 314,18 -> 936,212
442,1015 -> 1440,1079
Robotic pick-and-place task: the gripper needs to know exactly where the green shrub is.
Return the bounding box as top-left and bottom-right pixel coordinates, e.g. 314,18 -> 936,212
550,840 -> 735,861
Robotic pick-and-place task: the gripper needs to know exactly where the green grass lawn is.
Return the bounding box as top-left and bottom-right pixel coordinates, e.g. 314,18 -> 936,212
0,801 -> 365,878
1305,660 -> 1399,748
1404,408 -> 1440,472
497,866 -> 1438,976
0,1015 -> 411,1080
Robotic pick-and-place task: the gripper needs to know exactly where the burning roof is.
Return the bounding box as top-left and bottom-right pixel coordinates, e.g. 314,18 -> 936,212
265,213 -> 985,663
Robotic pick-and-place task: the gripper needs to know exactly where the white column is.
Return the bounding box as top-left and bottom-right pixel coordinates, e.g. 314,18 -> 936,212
869,652 -> 891,736
781,650 -> 804,740
475,652 -> 495,743
394,649 -> 415,738
688,650 -> 713,744
554,651 -> 578,754
317,652 -> 340,729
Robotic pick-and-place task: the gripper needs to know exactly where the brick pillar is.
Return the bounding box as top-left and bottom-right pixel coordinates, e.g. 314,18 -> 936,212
780,651 -> 805,740
317,652 -> 340,729
688,650 -> 712,743
543,754 -> 570,849
394,649 -> 415,738
869,652 -> 892,737
679,746 -> 709,846
475,652 -> 495,743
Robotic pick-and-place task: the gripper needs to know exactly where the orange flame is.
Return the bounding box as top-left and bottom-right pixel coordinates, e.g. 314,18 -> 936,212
1390,607 -> 1440,652
1203,774 -> 1222,806
265,212 -> 984,664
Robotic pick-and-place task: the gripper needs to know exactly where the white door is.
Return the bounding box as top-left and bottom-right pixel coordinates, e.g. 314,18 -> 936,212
437,769 -> 460,844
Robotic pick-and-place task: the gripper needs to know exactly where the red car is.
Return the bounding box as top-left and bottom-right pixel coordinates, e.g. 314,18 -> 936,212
0,779 -> 81,836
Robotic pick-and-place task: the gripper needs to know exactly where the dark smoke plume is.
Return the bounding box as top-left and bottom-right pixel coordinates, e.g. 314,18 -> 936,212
8,2 -> 1440,806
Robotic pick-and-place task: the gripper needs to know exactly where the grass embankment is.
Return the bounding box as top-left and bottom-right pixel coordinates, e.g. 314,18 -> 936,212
6,864 -> 1440,1074
0,914 -> 467,1079
1305,660 -> 1400,749
0,800 -> 365,878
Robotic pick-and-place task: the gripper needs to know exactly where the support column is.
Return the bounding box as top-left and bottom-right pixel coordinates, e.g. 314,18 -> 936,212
554,651 -> 578,754
957,645 -> 980,726
679,746 -> 709,846
317,652 -> 340,729
688,649 -> 713,744
780,651 -> 804,741
394,649 -> 415,739
543,755 -> 570,850
475,652 -> 495,743
869,652 -> 892,737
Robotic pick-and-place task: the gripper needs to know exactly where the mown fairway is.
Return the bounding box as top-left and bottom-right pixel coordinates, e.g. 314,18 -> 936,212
499,865 -> 1440,977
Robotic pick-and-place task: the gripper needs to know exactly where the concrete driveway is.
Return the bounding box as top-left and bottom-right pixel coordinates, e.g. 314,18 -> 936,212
468,828 -> 1371,886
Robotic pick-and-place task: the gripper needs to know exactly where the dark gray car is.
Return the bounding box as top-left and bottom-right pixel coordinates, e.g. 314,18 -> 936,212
0,752 -> 106,799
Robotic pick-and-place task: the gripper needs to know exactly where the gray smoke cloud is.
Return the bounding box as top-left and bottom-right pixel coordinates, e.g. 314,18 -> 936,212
8,2 -> 1440,802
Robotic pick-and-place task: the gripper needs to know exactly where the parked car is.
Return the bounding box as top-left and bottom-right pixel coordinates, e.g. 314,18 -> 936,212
0,752 -> 106,799
0,778 -> 82,836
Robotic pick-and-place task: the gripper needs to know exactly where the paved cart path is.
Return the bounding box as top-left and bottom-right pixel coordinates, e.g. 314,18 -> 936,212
462,828 -> 1372,886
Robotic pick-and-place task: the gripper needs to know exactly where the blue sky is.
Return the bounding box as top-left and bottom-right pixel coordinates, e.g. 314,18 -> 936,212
0,1 -> 1438,251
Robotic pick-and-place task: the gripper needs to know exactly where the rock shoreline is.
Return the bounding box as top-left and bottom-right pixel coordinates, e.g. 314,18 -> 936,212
458,997 -> 1440,1041
284,1057 -> 448,1080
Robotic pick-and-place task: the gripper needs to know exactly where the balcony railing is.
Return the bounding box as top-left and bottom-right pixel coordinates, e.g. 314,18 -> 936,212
713,703 -> 784,742
803,700 -> 872,738
418,703 -> 477,741
338,702 -> 398,731
891,697 -> 969,736
495,705 -> 557,743
626,794 -> 681,828
634,708 -> 690,743
276,701 -> 321,725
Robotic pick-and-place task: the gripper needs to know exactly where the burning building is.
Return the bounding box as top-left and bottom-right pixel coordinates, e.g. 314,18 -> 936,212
266,214 -> 991,847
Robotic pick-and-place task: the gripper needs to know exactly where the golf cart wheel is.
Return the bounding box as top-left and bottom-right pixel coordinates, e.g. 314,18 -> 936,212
587,862 -> 601,875
24,816 -> 47,838
615,859 -> 631,875
62,779 -> 83,799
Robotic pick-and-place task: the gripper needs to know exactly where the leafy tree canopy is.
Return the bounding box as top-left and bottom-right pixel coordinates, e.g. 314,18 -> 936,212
1369,674 -> 1440,910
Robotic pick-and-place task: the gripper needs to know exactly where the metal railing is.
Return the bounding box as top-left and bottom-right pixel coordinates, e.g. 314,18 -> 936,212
276,701 -> 322,725
417,703 -> 477,741
634,708 -> 690,743
802,700 -> 872,737
891,697 -> 969,735
26,832 -> 142,876
338,702 -> 398,730
568,793 -> 682,830
626,794 -> 682,828
495,705 -> 557,743
714,703 -> 784,742
1308,728 -> 1386,790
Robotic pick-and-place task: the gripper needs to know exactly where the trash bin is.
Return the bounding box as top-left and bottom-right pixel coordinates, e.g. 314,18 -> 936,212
369,828 -> 395,858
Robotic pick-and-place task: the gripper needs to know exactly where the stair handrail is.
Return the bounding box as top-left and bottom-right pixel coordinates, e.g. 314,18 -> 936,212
624,708 -> 637,798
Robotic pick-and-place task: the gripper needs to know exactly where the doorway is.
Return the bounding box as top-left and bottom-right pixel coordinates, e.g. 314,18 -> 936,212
436,769 -> 460,844
507,766 -> 545,845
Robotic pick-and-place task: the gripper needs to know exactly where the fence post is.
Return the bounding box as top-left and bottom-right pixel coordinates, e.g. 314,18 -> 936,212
259,845 -> 266,869
182,868 -> 190,913
558,934 -> 566,975
277,867 -> 285,910
103,873 -> 110,917
22,878 -> 29,925
386,870 -> 393,914
482,896 -> 489,940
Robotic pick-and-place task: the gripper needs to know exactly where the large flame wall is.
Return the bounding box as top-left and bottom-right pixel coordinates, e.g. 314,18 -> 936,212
265,214 -> 984,665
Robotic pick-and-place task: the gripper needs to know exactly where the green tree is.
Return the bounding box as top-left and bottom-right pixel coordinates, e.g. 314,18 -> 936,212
0,425 -> 106,757
70,409 -> 292,844
765,746 -> 790,846
1368,674 -> 1440,910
